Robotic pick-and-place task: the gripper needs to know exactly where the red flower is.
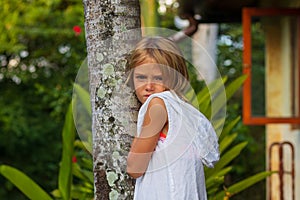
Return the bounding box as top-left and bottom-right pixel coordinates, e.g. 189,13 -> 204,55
73,25 -> 81,36
72,156 -> 77,163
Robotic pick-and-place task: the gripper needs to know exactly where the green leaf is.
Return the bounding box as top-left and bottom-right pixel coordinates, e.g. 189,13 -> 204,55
80,157 -> 93,171
205,166 -> 232,190
225,74 -> 247,101
73,83 -> 91,116
208,75 -> 246,122
140,0 -> 159,27
214,171 -> 273,199
207,186 -> 220,197
212,117 -> 226,137
219,116 -> 240,142
217,142 -> 247,169
209,77 -> 245,121
219,133 -> 238,154
206,142 -> 247,177
197,77 -> 227,105
186,90 -> 200,109
72,163 -> 94,184
208,75 -> 246,124
200,98 -> 211,117
51,189 -> 61,198
197,85 -> 210,105
58,101 -> 76,200
74,139 -> 92,155
0,165 -> 52,200
206,175 -> 224,191
71,185 -> 94,199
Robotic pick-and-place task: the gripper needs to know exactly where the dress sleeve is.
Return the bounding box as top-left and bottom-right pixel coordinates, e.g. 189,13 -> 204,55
197,117 -> 220,168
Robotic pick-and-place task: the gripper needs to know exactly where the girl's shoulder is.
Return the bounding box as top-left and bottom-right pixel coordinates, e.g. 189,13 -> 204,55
142,91 -> 171,106
148,90 -> 177,101
139,91 -> 179,117
146,97 -> 167,115
148,96 -> 166,106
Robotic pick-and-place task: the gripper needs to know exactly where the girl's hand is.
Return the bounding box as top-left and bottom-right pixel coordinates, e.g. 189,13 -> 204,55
127,97 -> 168,178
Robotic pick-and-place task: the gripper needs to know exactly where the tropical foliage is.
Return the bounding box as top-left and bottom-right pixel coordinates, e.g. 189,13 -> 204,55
195,76 -> 272,199
0,0 -> 86,198
0,98 -> 93,200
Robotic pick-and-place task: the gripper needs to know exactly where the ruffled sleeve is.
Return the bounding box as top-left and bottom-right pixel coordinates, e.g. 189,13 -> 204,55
195,117 -> 220,168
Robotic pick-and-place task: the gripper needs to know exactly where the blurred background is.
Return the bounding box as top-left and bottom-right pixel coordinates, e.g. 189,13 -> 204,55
0,0 -> 267,199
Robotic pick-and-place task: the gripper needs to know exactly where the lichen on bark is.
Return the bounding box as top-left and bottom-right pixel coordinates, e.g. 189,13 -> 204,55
83,0 -> 141,199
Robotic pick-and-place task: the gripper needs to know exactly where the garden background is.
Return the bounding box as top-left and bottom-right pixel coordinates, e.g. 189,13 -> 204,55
0,0 -> 267,199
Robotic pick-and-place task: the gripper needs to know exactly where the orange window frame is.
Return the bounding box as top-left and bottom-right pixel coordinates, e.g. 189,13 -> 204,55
242,7 -> 300,125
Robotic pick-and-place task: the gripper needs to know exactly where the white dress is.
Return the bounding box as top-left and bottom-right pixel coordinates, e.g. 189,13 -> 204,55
133,91 -> 219,200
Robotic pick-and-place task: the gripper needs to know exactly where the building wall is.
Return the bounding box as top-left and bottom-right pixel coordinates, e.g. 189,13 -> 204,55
264,8 -> 299,200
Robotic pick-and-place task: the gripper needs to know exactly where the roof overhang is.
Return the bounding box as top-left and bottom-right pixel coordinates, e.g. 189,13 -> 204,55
177,0 -> 299,23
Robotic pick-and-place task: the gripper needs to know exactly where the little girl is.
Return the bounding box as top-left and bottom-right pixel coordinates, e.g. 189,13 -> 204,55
126,37 -> 219,200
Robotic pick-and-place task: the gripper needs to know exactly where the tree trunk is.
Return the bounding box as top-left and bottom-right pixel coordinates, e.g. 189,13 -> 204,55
82,0 -> 141,199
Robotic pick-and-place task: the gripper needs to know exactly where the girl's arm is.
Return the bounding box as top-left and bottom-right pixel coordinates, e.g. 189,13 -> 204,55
127,97 -> 167,178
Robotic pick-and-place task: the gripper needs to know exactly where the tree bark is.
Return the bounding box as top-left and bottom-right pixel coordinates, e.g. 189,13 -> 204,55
82,0 -> 141,199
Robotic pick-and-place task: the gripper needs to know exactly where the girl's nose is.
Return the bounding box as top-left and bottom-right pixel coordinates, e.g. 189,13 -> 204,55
145,80 -> 154,91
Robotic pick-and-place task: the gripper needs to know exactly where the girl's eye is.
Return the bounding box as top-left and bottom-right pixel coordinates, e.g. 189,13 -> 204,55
135,75 -> 146,80
154,76 -> 163,81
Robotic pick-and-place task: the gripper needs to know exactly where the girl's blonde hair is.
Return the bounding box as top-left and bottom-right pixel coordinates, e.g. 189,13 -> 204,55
126,37 -> 189,96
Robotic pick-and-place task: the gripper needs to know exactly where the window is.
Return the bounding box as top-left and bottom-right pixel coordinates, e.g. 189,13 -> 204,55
242,8 -> 300,125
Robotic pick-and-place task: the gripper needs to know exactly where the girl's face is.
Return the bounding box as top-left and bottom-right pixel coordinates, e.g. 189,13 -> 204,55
133,59 -> 167,104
